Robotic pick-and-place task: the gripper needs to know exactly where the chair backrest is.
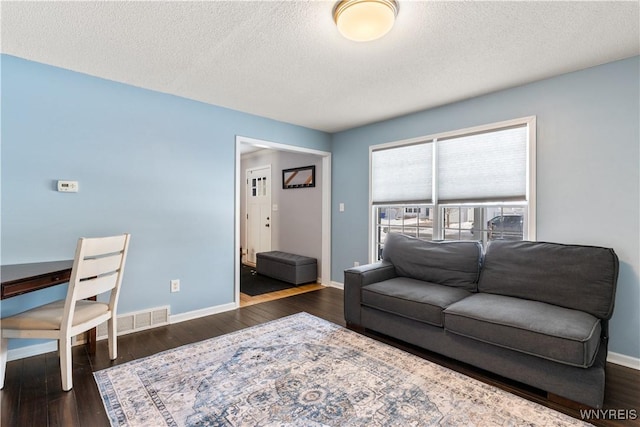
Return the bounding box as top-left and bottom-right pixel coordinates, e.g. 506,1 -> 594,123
62,234 -> 130,330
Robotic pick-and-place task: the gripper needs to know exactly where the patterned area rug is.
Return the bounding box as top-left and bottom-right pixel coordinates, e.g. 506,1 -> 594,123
94,313 -> 587,426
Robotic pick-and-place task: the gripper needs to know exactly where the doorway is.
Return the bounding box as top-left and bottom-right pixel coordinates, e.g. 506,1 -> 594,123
235,136 -> 332,307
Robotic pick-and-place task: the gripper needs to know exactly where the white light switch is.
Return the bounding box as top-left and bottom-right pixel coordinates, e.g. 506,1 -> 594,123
57,180 -> 79,192
339,203 -> 345,212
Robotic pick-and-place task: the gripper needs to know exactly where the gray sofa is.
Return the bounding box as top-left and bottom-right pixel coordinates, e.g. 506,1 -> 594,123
344,233 -> 619,408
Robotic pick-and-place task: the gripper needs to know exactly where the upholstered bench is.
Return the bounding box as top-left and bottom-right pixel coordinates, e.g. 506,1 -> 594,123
256,251 -> 317,285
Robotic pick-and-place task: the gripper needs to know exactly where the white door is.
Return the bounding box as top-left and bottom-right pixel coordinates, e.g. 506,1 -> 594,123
246,166 -> 272,264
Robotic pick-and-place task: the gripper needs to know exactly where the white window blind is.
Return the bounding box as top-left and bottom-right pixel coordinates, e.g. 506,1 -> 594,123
371,142 -> 432,204
437,126 -> 527,203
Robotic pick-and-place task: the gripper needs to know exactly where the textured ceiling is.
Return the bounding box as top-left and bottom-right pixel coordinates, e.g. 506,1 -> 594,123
1,1 -> 639,133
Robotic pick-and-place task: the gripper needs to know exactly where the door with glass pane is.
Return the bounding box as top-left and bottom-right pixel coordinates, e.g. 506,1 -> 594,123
246,166 -> 272,264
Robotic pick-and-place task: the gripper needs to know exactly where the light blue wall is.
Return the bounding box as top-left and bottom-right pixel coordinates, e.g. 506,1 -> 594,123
0,55 -> 331,350
331,56 -> 640,359
2,54 -> 639,360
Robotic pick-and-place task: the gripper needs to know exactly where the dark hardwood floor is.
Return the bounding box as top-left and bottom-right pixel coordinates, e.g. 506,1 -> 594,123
1,287 -> 638,426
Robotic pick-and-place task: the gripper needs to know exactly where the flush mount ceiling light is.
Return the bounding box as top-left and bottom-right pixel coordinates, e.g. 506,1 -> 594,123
334,0 -> 399,42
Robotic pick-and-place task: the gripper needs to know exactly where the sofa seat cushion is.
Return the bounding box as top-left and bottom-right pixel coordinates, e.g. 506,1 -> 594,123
362,277 -> 472,327
444,294 -> 601,367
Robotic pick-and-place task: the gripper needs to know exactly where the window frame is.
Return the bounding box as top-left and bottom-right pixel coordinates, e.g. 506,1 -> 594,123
368,116 -> 536,262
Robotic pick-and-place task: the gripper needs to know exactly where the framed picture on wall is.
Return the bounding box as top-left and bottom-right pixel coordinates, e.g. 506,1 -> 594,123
282,165 -> 315,189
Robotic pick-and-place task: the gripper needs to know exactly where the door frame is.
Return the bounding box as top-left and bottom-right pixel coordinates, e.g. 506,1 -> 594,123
235,136 -> 332,305
245,164 -> 272,264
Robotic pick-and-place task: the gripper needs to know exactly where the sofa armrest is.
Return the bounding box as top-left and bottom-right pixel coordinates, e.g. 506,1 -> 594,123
344,261 -> 397,326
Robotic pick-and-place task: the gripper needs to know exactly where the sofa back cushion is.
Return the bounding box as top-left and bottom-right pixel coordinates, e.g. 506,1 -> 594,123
478,240 -> 619,319
382,233 -> 482,291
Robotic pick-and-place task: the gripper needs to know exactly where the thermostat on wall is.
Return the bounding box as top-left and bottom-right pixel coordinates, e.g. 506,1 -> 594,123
57,180 -> 79,192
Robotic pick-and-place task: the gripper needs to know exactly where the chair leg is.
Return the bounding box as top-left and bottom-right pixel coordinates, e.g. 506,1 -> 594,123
108,318 -> 117,360
60,337 -> 73,391
0,338 -> 8,389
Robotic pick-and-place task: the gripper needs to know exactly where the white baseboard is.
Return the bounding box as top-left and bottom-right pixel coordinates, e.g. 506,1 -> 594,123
608,351 -> 640,370
169,302 -> 238,324
7,341 -> 58,362
328,281 -> 344,290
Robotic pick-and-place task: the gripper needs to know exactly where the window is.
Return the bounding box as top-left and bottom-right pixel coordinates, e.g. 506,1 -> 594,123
370,117 -> 535,261
374,205 -> 433,259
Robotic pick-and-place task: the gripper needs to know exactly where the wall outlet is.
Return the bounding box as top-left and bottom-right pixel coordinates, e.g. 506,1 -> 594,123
170,279 -> 180,293
354,261 -> 360,267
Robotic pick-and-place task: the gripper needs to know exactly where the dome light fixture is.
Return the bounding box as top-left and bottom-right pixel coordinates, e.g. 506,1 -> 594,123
333,0 -> 399,42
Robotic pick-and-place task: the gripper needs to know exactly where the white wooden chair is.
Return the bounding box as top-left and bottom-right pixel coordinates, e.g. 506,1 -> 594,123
0,234 -> 130,391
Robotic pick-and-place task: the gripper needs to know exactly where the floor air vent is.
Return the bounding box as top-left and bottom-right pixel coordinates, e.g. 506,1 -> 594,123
96,306 -> 170,339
